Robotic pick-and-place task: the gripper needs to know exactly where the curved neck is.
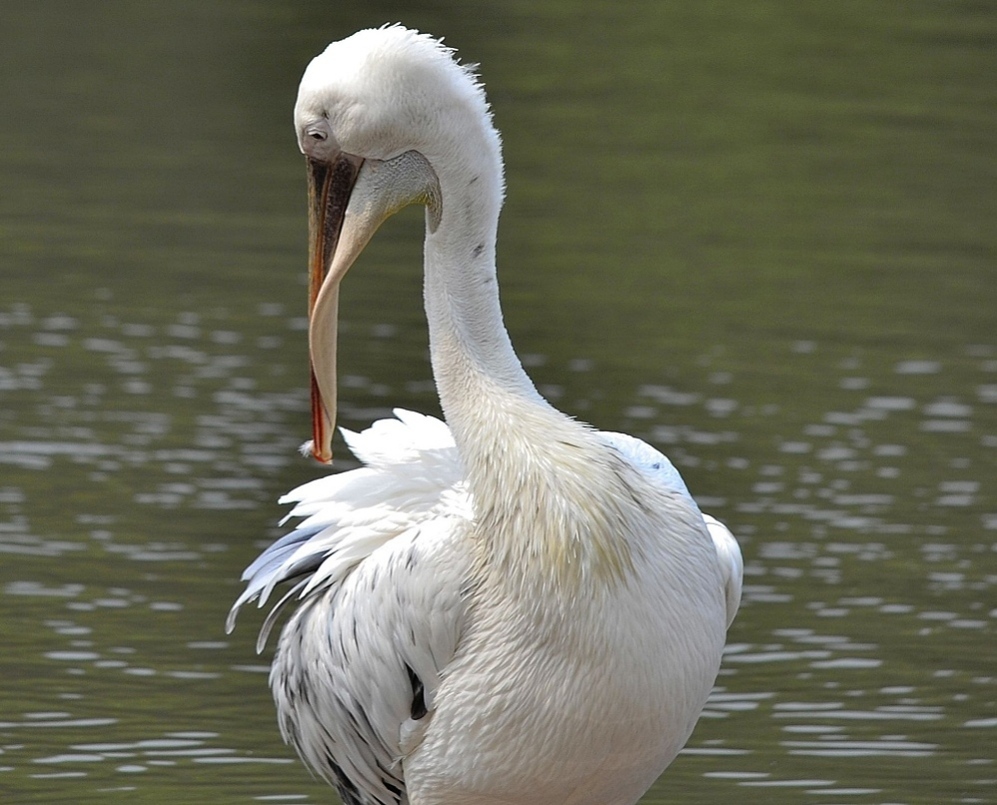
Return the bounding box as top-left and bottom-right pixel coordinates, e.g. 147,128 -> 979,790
422,156 -> 550,446
420,135 -> 639,592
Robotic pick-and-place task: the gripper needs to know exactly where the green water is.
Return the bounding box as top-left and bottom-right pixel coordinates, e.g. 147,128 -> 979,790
1,2 -> 994,803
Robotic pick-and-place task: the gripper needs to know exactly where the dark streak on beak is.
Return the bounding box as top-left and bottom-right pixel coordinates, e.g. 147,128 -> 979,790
306,153 -> 363,463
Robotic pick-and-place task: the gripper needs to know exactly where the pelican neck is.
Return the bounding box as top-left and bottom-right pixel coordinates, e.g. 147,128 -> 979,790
419,149 -> 641,592
421,167 -> 550,444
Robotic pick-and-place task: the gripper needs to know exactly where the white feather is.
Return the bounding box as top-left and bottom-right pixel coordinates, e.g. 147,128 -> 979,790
229,411 -> 742,803
601,430 -> 743,627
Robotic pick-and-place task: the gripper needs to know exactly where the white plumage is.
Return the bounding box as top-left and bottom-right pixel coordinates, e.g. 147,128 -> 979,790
228,26 -> 742,805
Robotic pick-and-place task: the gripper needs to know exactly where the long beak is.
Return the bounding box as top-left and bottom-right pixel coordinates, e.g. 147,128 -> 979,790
306,153 -> 363,463
306,149 -> 440,463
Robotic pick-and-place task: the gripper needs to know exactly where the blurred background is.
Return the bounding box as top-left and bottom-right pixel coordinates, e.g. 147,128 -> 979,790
0,2 -> 993,803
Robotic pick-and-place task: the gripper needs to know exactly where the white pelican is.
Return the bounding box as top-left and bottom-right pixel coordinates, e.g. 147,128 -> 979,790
228,25 -> 743,805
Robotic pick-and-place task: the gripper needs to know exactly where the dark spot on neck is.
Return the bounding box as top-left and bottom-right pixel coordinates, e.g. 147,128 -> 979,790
472,243 -> 485,258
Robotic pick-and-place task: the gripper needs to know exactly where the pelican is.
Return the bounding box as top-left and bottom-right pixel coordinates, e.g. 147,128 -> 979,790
227,25 -> 743,805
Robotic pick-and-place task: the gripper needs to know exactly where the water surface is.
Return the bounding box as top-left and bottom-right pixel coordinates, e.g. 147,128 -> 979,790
1,2 -> 994,803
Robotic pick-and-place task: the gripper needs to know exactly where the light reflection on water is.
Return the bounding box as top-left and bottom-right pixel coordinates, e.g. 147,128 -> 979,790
2,2 -> 995,803
1,294 -> 994,804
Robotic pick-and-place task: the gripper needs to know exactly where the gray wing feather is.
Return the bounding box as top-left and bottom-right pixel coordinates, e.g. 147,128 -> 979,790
228,410 -> 470,805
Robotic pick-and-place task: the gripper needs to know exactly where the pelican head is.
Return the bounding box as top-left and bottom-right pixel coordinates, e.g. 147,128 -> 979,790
294,26 -> 503,462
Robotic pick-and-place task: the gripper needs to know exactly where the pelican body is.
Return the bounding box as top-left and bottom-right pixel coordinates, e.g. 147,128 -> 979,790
228,26 -> 742,805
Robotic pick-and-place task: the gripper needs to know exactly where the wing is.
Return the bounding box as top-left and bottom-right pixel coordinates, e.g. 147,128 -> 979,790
227,409 -> 472,805
600,430 -> 743,627
702,513 -> 743,628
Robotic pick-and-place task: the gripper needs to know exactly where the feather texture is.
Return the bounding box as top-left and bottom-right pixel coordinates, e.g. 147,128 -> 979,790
228,410 -> 741,803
